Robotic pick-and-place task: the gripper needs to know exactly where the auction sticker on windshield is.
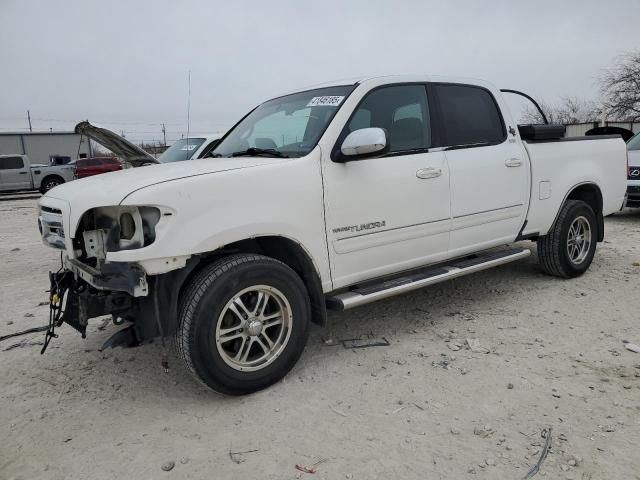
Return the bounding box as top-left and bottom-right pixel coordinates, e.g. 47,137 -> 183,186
306,96 -> 345,107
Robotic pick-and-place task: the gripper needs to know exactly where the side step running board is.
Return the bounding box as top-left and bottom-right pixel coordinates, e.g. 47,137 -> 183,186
326,248 -> 531,311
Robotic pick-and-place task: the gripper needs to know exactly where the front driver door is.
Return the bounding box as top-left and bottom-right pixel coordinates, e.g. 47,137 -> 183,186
322,84 -> 451,289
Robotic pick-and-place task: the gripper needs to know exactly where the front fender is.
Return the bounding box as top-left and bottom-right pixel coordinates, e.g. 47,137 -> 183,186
112,151 -> 331,287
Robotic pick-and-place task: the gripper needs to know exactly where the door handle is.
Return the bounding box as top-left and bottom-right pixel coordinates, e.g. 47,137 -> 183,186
19,171 -> 28,175
505,158 -> 523,167
416,167 -> 442,179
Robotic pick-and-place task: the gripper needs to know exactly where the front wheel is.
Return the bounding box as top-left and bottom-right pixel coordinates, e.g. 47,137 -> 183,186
176,254 -> 311,395
537,200 -> 597,278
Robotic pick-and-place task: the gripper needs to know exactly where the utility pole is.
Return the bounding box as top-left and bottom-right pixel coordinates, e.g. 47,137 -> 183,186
162,123 -> 166,146
27,110 -> 32,132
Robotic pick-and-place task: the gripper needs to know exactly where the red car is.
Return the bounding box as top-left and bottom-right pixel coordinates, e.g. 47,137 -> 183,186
73,157 -> 123,179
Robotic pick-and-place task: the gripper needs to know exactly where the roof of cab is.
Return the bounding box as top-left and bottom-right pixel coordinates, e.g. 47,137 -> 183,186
279,74 -> 498,97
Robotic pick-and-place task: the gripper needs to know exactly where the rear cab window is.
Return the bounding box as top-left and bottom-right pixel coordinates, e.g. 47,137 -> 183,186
627,132 -> 640,151
431,83 -> 506,147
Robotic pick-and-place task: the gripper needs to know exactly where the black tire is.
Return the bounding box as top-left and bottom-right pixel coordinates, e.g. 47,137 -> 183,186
537,200 -> 597,278
177,254 -> 311,395
40,176 -> 63,194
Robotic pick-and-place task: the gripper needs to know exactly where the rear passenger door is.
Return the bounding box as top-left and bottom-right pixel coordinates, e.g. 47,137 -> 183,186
431,83 -> 529,256
0,156 -> 32,191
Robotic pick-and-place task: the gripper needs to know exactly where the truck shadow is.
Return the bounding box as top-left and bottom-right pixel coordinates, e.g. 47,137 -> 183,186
0,193 -> 40,202
318,252 -> 545,345
609,208 -> 640,223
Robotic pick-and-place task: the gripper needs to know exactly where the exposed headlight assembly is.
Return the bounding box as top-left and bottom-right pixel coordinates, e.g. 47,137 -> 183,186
78,206 -> 164,259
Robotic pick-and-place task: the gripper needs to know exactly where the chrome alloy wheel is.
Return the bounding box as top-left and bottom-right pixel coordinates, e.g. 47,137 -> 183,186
215,285 -> 292,372
566,216 -> 592,265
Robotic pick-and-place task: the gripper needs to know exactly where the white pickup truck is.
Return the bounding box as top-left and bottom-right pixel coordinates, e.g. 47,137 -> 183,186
1,154 -> 74,194
38,75 -> 627,394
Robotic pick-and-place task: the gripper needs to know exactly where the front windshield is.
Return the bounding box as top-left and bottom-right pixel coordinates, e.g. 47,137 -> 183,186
627,132 -> 640,151
158,138 -> 206,162
214,85 -> 354,158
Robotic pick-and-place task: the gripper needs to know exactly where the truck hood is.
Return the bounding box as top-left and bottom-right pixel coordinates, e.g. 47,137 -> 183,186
74,121 -> 158,166
43,156 -> 286,214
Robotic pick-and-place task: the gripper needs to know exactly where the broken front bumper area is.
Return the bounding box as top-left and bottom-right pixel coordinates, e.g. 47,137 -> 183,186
65,258 -> 149,297
44,269 -> 134,350
42,260 -> 146,353
42,256 -> 196,353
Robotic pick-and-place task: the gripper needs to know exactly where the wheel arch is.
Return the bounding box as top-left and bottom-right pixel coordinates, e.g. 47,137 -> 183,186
182,235 -> 327,326
556,182 -> 604,242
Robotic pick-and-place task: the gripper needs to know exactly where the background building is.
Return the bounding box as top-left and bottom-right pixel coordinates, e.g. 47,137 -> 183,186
0,132 -> 92,165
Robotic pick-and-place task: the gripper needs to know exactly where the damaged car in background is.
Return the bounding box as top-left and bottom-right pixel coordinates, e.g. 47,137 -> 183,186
39,75 -> 627,395
75,120 -> 225,165
74,121 -> 159,168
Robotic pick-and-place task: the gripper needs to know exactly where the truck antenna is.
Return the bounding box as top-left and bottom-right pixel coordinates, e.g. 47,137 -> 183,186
186,70 -> 191,152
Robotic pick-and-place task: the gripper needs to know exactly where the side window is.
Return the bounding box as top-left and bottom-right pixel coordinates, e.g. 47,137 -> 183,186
84,159 -> 101,166
0,156 -> 25,170
347,85 -> 430,152
433,84 -> 505,147
393,103 -> 422,122
348,109 -> 371,131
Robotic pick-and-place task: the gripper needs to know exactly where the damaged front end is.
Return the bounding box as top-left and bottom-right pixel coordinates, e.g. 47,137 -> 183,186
43,267 -> 135,352
40,203 -> 193,353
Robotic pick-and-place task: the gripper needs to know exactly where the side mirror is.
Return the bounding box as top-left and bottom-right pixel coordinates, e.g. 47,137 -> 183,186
339,127 -> 389,161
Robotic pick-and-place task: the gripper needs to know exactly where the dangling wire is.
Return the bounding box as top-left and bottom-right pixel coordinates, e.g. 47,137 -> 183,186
41,252 -> 68,354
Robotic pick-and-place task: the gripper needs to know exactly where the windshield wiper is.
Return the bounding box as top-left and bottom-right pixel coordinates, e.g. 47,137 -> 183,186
230,147 -> 289,158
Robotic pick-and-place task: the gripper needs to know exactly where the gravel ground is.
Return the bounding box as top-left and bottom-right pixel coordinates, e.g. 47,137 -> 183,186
1,196 -> 639,480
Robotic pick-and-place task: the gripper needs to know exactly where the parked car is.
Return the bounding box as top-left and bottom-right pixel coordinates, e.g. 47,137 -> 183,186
626,131 -> 640,207
38,75 -> 627,395
157,136 -> 223,163
72,157 -> 123,179
74,121 -> 224,165
74,121 -> 159,167
0,154 -> 74,194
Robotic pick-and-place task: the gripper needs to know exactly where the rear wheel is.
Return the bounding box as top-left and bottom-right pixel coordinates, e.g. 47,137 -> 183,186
537,200 -> 597,278
177,254 -> 310,395
40,176 -> 63,193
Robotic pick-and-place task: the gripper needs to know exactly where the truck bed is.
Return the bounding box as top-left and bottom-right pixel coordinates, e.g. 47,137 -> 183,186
521,135 -> 627,238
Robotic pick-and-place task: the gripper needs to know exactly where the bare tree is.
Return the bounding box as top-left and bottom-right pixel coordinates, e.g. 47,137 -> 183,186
600,50 -> 640,121
521,97 -> 601,124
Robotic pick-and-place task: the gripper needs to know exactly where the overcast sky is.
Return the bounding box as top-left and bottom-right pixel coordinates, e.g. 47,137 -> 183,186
1,0 -> 639,143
